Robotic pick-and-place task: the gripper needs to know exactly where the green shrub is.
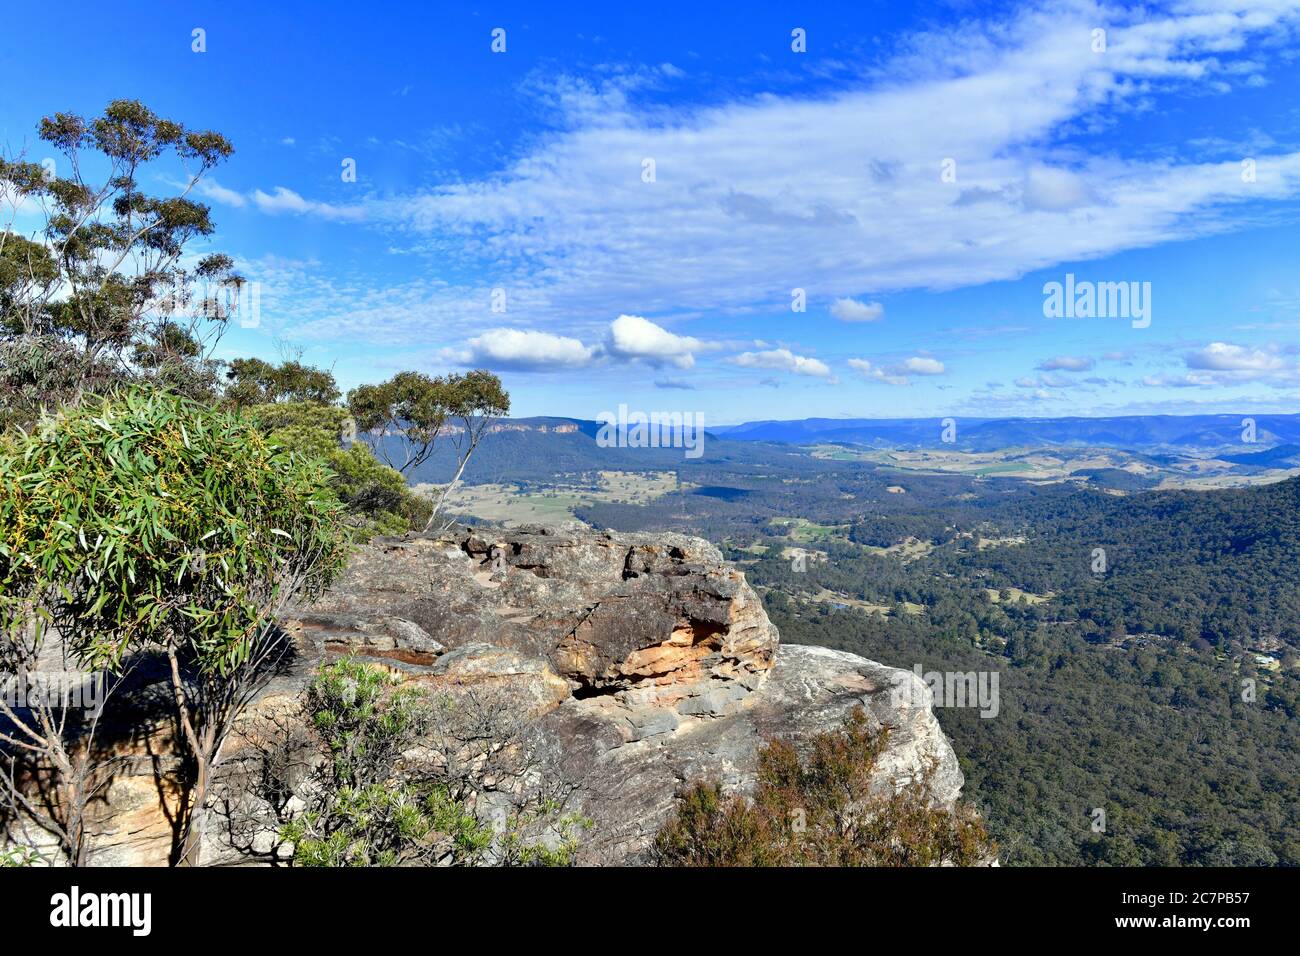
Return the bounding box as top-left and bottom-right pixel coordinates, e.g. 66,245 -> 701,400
280,659 -> 584,867
654,707 -> 995,867
250,401 -> 431,538
0,388 -> 349,673
0,845 -> 40,867
282,660 -> 493,866
0,387 -> 351,863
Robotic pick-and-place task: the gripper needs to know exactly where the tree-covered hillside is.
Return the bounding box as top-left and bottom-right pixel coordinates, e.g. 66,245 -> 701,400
740,478 -> 1300,865
562,458 -> 1300,865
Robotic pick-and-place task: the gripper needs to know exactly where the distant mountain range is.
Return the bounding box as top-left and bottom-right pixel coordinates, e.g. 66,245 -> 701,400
709,414 -> 1300,452
387,413 -> 1300,487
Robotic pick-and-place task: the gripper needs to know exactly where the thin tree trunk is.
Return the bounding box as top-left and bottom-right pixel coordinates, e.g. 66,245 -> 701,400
178,759 -> 209,867
64,773 -> 86,867
422,447 -> 474,532
167,645 -> 207,866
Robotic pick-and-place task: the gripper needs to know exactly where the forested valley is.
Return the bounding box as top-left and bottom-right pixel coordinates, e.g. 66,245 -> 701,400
556,453 -> 1300,865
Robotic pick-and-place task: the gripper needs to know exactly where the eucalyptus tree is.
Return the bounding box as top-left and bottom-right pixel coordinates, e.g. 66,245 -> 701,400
224,357 -> 342,407
347,369 -> 509,531
0,100 -> 239,427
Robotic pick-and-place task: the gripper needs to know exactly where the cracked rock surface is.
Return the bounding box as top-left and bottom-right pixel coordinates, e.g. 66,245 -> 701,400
8,525 -> 964,865
296,526 -> 964,863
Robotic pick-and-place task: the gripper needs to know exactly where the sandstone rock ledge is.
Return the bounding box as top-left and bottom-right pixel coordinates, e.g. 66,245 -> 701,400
293,527 -> 964,864
5,526 -> 965,866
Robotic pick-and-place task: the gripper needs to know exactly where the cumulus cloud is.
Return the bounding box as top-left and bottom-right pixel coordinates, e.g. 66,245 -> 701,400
849,355 -> 945,385
604,314 -> 704,368
458,328 -> 597,371
1141,342 -> 1300,387
902,356 -> 945,375
1185,342 -> 1285,372
1037,355 -> 1096,371
830,297 -> 884,322
732,348 -> 833,378
444,314 -> 720,373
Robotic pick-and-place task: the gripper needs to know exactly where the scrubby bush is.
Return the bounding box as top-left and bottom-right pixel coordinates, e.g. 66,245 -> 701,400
276,659 -> 585,866
654,707 -> 995,867
0,844 -> 40,867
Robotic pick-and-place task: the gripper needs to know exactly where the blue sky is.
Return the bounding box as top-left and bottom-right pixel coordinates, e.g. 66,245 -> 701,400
3,0 -> 1300,423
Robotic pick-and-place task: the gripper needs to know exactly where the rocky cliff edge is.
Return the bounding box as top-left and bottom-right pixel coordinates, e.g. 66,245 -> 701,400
6,526 -> 965,865
291,526 -> 965,863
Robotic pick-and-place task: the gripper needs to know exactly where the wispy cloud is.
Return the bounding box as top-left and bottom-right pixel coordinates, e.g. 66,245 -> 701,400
250,186 -> 367,221
201,0 -> 1300,419
1038,355 -> 1096,371
342,0 -> 1300,333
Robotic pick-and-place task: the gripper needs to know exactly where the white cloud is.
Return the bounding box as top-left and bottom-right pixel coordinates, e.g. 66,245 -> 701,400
338,0 -> 1300,339
459,328 -> 597,371
849,355 -> 945,384
902,356 -> 945,375
604,314 -> 704,368
226,0 -> 1300,387
1037,355 -> 1096,371
732,348 -> 832,378
849,358 -> 907,386
1015,372 -> 1085,390
1186,341 -> 1285,372
1141,374 -> 1204,388
251,187 -> 366,222
443,314 -> 716,373
1021,165 -> 1095,212
196,178 -> 247,208
830,297 -> 884,322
